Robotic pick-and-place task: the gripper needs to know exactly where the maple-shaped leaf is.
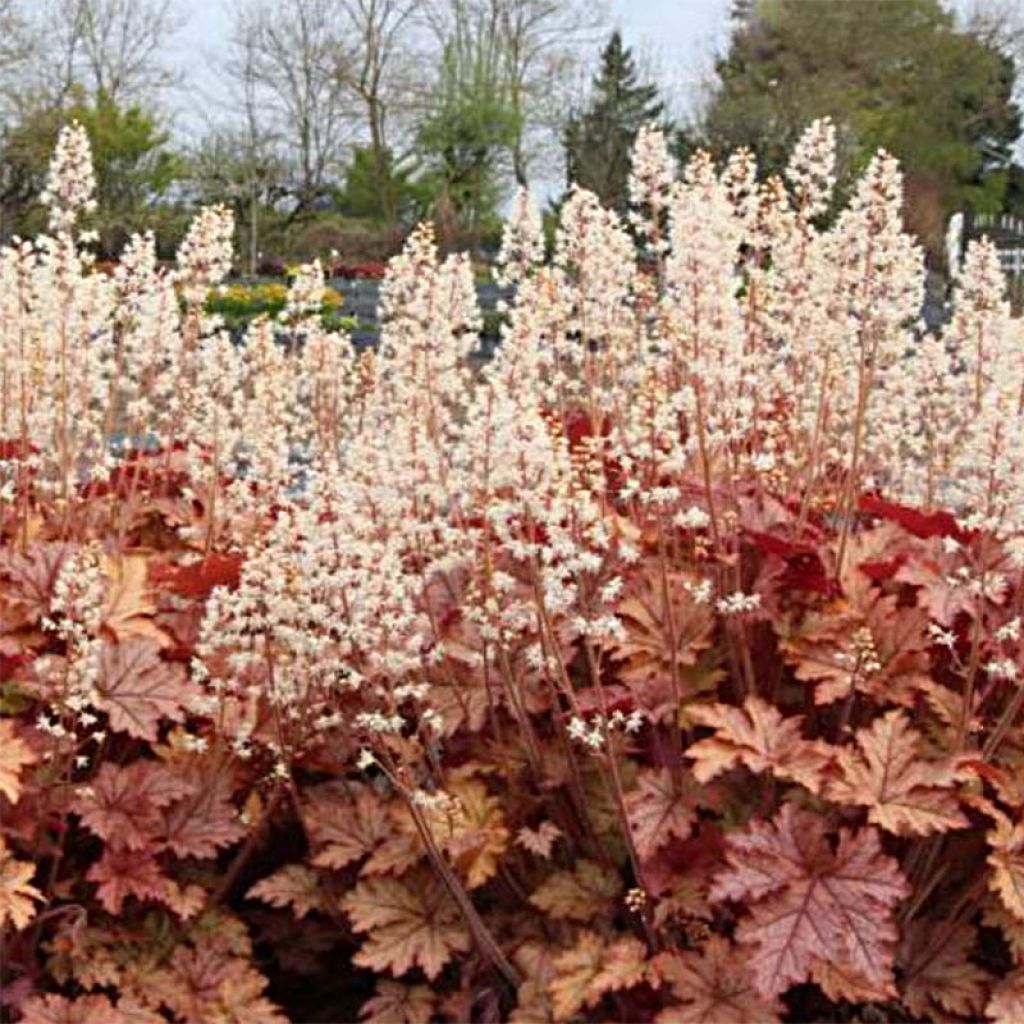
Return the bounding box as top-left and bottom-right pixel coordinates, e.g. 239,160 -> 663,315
74,760 -> 194,850
248,865 -> 325,920
0,718 -> 37,803
304,783 -> 395,870
899,919 -> 989,1019
95,639 -> 194,741
651,935 -> 781,1024
608,563 -> 715,684
626,767 -> 700,863
529,859 -> 622,921
425,777 -> 510,889
808,956 -> 892,1005
686,696 -> 831,794
101,551 -> 168,645
86,847 -> 168,915
359,980 -> 436,1024
895,538 -> 979,627
780,591 -> 931,708
160,758 -> 245,859
0,543 -> 73,631
516,821 -> 562,859
988,969 -> 1024,1024
710,804 -> 909,998
827,710 -> 967,835
987,813 -> 1024,922
548,930 -> 648,1021
0,837 -> 43,929
342,868 -> 471,980
18,993 -> 129,1024
153,937 -> 287,1024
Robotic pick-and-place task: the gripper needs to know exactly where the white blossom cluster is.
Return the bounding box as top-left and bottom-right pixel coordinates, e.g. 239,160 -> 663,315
7,120 -> 1024,781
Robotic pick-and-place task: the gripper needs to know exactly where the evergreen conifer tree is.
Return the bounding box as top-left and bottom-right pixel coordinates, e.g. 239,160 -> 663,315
563,31 -> 664,211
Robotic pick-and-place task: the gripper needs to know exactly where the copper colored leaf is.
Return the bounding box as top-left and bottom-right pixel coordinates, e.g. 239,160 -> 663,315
342,869 -> 471,980
808,957 -> 892,1005
0,837 -> 43,930
516,821 -> 562,859
248,865 -> 325,920
360,981 -> 436,1024
988,969 -> 1024,1024
548,930 -> 648,1021
161,759 -> 245,859
74,760 -> 193,850
686,696 -> 831,794
304,783 -> 394,870
609,564 -> 715,683
899,919 -> 989,1019
710,804 -> 908,998
626,767 -> 699,863
424,778 -> 510,890
95,639 -> 194,741
987,814 -> 1024,922
102,552 -> 167,645
86,847 -> 167,915
827,710 -> 967,836
0,543 -> 73,631
652,935 -> 781,1023
530,859 -> 622,921
19,994 -> 127,1024
0,718 -> 37,803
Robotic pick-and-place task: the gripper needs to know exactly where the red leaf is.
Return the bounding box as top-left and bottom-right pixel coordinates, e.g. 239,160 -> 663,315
858,494 -> 968,542
148,553 -> 244,600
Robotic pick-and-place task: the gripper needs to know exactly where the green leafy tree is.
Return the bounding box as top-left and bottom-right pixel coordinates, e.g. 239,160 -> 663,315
703,0 -> 1021,255
0,88 -> 181,253
562,31 -> 665,211
417,6 -> 520,242
337,145 -> 432,224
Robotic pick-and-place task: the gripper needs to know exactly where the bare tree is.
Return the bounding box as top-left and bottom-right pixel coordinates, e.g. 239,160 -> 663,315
336,0 -> 423,222
44,0 -> 183,102
0,1 -> 38,115
424,0 -> 604,187
230,0 -> 352,217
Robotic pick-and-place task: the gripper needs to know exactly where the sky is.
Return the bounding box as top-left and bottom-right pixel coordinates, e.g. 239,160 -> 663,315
171,0 -> 734,135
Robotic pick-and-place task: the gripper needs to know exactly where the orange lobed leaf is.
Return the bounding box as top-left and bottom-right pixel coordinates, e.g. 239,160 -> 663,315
529,858 -> 622,922
651,935 -> 781,1023
710,804 -> 909,999
548,930 -> 648,1021
0,836 -> 43,930
101,551 -> 168,646
248,865 -> 325,920
0,718 -> 37,803
608,563 -> 715,685
827,710 -> 968,836
686,696 -> 832,794
425,777 -> 510,890
342,868 -> 471,980
987,813 -> 1024,922
94,638 -> 195,741
303,783 -> 394,871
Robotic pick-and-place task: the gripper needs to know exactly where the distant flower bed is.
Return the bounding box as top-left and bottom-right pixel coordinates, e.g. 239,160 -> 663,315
329,260 -> 388,280
204,280 -> 342,321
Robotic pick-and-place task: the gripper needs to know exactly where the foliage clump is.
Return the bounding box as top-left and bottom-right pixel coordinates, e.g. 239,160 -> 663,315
4,119 -> 1024,1023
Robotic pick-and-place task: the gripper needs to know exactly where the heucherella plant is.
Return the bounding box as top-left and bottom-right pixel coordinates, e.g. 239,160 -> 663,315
6,118 -> 1024,1024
